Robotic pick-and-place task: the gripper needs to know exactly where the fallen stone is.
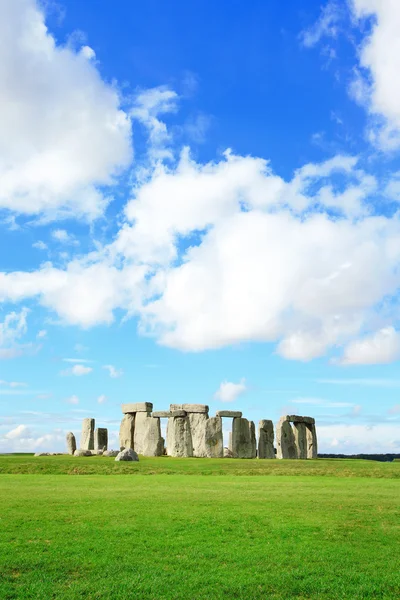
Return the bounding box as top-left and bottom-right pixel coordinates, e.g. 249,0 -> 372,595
223,447 -> 237,458
34,452 -> 50,456
276,418 -> 297,459
115,448 -> 139,462
152,411 -> 172,418
81,418 -> 95,450
94,427 -> 108,451
121,402 -> 153,414
293,422 -> 307,459
119,414 -> 135,449
230,418 -> 257,459
171,410 -> 187,417
205,417 -> 223,458
258,420 -> 275,459
306,423 -> 318,459
166,416 -> 193,457
170,403 -> 209,414
66,432 -> 76,455
103,450 -> 119,457
74,449 -> 93,457
134,413 -> 164,456
216,410 -> 242,418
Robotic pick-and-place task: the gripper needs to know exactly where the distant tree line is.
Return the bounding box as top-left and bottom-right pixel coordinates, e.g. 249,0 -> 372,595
318,453 -> 400,462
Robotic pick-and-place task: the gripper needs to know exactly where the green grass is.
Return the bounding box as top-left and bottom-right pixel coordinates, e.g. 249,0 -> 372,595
0,457 -> 399,599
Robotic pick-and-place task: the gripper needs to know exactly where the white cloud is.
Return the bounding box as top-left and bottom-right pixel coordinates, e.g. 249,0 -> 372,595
214,379 -> 247,403
301,2 -> 341,47
318,423 -> 400,454
51,229 -> 79,245
33,241 -> 47,250
339,327 -> 400,365
61,364 -> 93,376
63,358 -> 93,363
66,395 -> 79,405
0,0 -> 132,220
5,424 -> 30,439
0,380 -> 27,388
103,365 -> 123,378
37,329 -> 47,339
97,394 -> 107,404
0,307 -> 30,359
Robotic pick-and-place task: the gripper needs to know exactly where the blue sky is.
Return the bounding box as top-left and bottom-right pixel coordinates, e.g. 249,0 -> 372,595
1,0 -> 400,454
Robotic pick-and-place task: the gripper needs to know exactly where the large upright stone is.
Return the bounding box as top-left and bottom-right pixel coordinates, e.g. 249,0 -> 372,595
306,423 -> 318,459
119,414 -> 135,449
205,416 -> 223,458
258,420 -> 275,459
276,418 -> 297,459
66,432 -> 76,455
230,418 -> 256,459
122,402 -> 153,414
134,412 -> 164,456
94,428 -> 108,451
293,422 -> 307,459
81,418 -> 95,450
166,416 -> 193,457
188,412 -> 209,457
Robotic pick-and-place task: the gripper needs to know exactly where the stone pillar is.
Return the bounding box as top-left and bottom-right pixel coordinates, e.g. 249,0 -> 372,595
170,404 -> 209,457
166,414 -> 193,457
230,417 -> 256,459
134,412 -> 164,456
258,420 -> 275,459
94,428 -> 108,451
81,418 -> 95,450
276,418 -> 297,459
293,422 -> 307,459
66,432 -> 76,455
119,414 -> 135,449
306,423 -> 318,459
205,417 -> 223,458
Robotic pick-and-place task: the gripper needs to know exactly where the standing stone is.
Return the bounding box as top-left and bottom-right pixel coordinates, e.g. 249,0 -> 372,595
205,417 -> 223,458
276,418 -> 297,459
293,422 -> 307,459
166,416 -> 193,457
134,412 -> 164,456
230,418 -> 256,459
306,423 -> 318,459
94,428 -> 108,451
258,420 -> 275,459
81,418 -> 95,450
66,432 -> 76,455
119,414 -> 135,450
188,412 -> 209,457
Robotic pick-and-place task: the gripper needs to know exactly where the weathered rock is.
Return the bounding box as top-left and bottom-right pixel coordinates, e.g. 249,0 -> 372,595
66,432 -> 76,455
276,418 -> 297,459
170,404 -> 209,414
286,415 -> 315,425
230,418 -> 257,459
152,411 -> 172,418
258,420 -> 275,459
103,450 -> 119,457
34,452 -> 50,456
74,449 -> 92,457
306,423 -> 318,459
134,412 -> 164,456
121,402 -> 153,414
171,410 -> 187,417
205,417 -> 223,458
119,414 -> 135,449
81,418 -> 95,450
293,422 -> 307,459
94,428 -> 108,451
115,448 -> 139,462
188,412 -> 209,457
91,450 -> 104,456
216,410 -> 242,418
223,447 -> 237,458
166,416 -> 193,457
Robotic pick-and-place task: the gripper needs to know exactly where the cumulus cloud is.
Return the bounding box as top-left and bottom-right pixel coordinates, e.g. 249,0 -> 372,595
5,424 -> 30,440
300,1 -> 341,47
51,229 -> 79,245
66,395 -> 79,405
97,394 -> 107,404
339,327 -> 400,365
214,379 -> 247,403
0,0 -> 132,220
61,364 -> 93,376
103,365 -> 123,378
32,241 -> 47,251
0,308 -> 30,359
318,423 -> 400,454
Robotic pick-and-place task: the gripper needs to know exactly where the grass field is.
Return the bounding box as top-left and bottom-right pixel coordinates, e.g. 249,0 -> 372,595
1,456 -> 399,599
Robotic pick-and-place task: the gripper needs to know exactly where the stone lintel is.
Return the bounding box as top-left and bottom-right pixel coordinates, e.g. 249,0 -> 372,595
170,403 -> 209,414
171,410 -> 187,417
152,411 -> 172,418
122,402 -> 153,414
216,410 -> 242,418
283,414 -> 315,425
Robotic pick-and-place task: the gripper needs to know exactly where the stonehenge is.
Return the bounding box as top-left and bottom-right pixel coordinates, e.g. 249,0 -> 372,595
66,409 -> 318,461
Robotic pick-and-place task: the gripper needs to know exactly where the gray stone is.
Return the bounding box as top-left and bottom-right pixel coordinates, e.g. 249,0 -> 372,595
80,418 -> 95,450
115,448 -> 139,462
188,412 -> 209,457
258,420 -> 275,459
293,422 -> 307,459
121,402 -> 153,414
205,417 -> 223,458
223,447 -> 237,458
170,404 -> 209,414
91,449 -> 104,456
94,428 -> 108,451
66,432 -> 76,455
276,418 -> 297,459
306,423 -> 318,459
230,418 -> 257,459
286,415 -> 315,425
119,414 -> 135,449
152,411 -> 172,418
134,412 -> 164,456
171,410 -> 187,417
216,410 -> 242,418
74,449 -> 92,457
103,450 -> 119,457
34,452 -> 50,456
166,416 -> 193,457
